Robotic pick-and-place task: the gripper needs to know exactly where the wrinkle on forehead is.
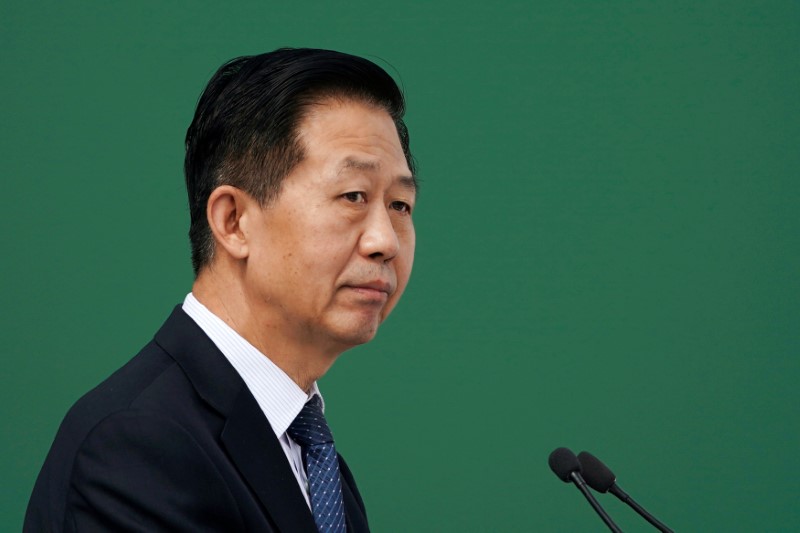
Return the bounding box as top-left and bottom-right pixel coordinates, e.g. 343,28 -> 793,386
336,156 -> 417,192
338,157 -> 380,173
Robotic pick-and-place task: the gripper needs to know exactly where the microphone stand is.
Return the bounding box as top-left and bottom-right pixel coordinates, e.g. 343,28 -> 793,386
570,472 -> 623,533
610,484 -> 673,533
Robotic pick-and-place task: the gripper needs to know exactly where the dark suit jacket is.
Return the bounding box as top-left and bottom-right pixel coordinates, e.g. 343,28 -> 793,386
24,307 -> 370,532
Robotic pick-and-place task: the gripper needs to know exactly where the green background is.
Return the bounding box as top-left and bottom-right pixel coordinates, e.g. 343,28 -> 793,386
2,1 -> 798,531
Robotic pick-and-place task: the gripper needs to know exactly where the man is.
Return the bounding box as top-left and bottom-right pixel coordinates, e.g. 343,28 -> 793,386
25,48 -> 417,532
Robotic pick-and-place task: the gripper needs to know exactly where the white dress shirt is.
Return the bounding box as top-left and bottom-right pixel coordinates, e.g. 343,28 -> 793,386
182,292 -> 320,508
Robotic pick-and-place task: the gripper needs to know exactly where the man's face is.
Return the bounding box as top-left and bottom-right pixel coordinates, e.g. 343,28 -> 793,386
242,98 -> 416,353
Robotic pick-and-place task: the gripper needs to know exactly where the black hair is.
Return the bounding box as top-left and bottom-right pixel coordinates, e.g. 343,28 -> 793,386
184,47 -> 414,275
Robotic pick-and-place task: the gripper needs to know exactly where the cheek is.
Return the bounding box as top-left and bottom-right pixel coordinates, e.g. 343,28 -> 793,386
286,210 -> 352,267
398,244 -> 415,285
389,235 -> 416,302
294,233 -> 356,281
398,227 -> 416,280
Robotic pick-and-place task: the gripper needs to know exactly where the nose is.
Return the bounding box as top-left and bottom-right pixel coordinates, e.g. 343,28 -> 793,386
359,205 -> 400,261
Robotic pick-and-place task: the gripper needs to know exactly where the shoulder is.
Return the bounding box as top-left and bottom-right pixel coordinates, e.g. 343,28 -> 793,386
26,338 -> 235,531
60,340 -> 186,443
63,408 -> 243,531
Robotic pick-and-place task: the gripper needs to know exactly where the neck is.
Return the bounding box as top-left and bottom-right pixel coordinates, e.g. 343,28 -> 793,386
192,264 -> 343,392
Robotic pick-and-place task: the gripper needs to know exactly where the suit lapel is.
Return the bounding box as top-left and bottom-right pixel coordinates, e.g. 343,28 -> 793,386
222,387 -> 318,533
155,307 -> 317,532
339,455 -> 370,533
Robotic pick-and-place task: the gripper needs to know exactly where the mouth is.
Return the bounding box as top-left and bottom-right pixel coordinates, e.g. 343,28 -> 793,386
343,280 -> 394,302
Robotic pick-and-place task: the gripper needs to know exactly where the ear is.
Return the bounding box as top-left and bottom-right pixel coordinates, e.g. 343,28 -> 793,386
206,185 -> 255,260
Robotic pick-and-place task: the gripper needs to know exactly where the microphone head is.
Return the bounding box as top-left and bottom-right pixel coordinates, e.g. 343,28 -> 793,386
548,447 -> 581,482
578,451 -> 617,493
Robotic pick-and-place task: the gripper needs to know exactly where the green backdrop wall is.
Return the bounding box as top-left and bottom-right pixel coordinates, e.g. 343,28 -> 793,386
3,1 -> 798,530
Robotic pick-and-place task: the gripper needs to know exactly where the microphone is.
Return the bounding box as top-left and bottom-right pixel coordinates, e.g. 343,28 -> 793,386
548,447 -> 622,532
578,451 -> 674,533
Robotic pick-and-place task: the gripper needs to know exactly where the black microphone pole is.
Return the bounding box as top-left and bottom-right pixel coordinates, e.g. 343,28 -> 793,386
578,451 -> 674,533
548,448 -> 622,533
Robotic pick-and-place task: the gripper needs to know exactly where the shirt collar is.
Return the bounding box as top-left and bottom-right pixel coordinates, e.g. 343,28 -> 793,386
182,292 -> 323,438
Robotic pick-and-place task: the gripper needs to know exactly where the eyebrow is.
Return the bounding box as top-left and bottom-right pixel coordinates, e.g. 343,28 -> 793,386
337,157 -> 417,192
396,175 -> 418,193
339,157 -> 380,173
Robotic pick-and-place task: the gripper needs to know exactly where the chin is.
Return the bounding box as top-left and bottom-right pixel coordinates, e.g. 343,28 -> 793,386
341,329 -> 379,347
329,319 -> 381,348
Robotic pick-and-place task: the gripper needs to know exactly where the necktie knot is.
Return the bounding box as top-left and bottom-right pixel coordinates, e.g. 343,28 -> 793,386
287,395 -> 334,447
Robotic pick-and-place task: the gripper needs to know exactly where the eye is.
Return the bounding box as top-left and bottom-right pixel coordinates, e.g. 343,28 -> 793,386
342,191 -> 366,203
390,200 -> 412,214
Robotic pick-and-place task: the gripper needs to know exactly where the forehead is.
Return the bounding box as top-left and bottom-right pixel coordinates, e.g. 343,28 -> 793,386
336,157 -> 417,193
296,98 -> 414,186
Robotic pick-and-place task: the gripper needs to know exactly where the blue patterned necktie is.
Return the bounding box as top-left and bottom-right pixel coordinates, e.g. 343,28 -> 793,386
287,395 -> 347,533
